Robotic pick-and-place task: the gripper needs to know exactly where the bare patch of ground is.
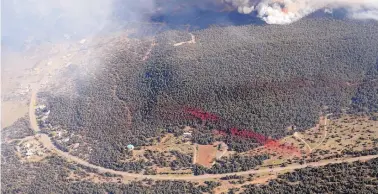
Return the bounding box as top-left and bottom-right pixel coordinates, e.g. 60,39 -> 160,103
197,144 -> 218,168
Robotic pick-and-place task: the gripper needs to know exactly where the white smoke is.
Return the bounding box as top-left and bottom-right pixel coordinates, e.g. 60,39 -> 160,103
351,10 -> 378,21
1,0 -> 156,49
222,0 -> 257,14
227,0 -> 378,24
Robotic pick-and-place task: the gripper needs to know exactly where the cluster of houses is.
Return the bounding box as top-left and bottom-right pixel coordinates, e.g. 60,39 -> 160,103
17,142 -> 44,158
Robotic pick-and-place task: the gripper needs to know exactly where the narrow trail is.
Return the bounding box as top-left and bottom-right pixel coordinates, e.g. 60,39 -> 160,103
216,143 -> 228,160
173,33 -> 196,47
212,143 -> 228,166
142,40 -> 156,61
192,144 -> 198,165
26,93 -> 378,180
293,114 -> 332,153
312,114 -> 332,151
293,132 -> 312,152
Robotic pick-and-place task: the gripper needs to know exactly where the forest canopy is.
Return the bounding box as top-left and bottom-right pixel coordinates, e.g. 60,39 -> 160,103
42,18 -> 378,168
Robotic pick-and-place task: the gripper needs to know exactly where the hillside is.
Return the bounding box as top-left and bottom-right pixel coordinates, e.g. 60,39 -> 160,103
40,18 -> 378,171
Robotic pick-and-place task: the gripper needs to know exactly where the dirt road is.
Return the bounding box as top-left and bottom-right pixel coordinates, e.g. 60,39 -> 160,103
142,40 -> 156,61
192,144 -> 198,164
173,33 -> 196,46
29,90 -> 39,133
312,113 -> 332,151
293,132 -> 312,151
294,114 -> 332,153
28,93 -> 378,180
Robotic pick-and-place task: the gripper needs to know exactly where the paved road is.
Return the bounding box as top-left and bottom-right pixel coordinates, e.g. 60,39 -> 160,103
28,90 -> 378,180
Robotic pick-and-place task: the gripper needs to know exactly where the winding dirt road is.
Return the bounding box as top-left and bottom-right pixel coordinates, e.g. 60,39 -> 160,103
293,132 -> 312,152
312,114 -> 332,151
294,114 -> 332,153
28,91 -> 378,180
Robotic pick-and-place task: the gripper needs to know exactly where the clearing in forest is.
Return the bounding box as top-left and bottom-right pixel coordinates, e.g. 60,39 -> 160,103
196,144 -> 218,168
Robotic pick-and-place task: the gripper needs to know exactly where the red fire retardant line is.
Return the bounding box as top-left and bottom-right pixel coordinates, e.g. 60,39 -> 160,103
184,108 -> 219,122
184,107 -> 301,156
229,128 -> 301,156
230,128 -> 267,144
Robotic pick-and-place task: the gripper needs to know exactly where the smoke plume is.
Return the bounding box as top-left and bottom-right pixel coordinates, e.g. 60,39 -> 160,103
227,0 -> 378,24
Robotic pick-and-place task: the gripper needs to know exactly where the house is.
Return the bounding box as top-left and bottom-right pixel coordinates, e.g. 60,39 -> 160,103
183,132 -> 192,138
